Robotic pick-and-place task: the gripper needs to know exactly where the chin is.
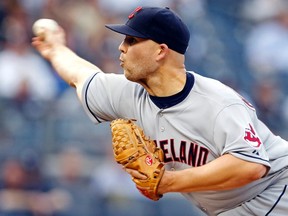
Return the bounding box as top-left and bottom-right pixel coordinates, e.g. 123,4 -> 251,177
125,75 -> 133,82
124,74 -> 137,83
123,69 -> 141,83
123,70 -> 132,80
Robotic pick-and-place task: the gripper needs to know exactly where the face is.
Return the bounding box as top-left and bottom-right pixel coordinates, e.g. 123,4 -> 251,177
118,36 -> 160,83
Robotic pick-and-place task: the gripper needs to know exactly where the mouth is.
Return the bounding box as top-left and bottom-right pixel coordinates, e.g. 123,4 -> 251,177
119,58 -> 124,67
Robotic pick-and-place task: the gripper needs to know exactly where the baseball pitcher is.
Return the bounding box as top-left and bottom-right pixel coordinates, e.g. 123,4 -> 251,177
32,6 -> 288,216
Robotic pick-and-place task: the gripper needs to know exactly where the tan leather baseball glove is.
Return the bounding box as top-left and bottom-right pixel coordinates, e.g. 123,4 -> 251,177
110,118 -> 165,201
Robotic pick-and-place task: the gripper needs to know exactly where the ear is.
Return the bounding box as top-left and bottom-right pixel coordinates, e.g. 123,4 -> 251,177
156,44 -> 169,61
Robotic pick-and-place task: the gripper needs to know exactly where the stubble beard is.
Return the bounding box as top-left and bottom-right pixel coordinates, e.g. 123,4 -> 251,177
123,65 -> 144,82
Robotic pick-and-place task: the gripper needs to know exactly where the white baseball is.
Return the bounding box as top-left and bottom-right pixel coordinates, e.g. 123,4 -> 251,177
32,18 -> 59,37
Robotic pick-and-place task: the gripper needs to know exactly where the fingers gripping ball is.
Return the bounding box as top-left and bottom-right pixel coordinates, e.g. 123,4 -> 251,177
110,119 -> 165,201
32,19 -> 59,39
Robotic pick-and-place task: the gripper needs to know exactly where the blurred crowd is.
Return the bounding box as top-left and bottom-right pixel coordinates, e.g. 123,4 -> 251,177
0,0 -> 288,215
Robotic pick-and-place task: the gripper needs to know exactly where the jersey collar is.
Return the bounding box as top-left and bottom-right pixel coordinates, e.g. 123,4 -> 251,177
149,72 -> 194,109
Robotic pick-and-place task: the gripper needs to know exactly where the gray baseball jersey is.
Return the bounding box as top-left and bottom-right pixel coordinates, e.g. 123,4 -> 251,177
81,71 -> 288,215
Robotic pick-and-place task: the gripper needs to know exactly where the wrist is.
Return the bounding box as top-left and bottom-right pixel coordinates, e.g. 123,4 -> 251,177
157,170 -> 174,194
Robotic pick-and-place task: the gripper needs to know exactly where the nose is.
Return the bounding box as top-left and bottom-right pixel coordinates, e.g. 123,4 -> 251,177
119,41 -> 126,53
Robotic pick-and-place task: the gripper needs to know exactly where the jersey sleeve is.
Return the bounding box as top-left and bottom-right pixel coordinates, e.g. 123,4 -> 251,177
81,72 -> 142,124
213,104 -> 271,168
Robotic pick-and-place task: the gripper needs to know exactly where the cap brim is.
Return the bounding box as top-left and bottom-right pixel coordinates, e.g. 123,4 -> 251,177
105,24 -> 147,38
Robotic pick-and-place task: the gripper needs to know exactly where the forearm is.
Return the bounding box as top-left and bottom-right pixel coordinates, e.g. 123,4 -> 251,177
50,45 -> 101,91
32,28 -> 102,100
158,154 -> 268,194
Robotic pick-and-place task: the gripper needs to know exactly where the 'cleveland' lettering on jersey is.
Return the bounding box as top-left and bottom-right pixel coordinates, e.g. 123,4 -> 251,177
156,139 -> 209,167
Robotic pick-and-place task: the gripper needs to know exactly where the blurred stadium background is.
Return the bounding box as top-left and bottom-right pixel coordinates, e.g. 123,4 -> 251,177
0,0 -> 288,215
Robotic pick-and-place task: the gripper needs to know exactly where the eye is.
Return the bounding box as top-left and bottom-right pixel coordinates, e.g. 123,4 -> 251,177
124,37 -> 138,45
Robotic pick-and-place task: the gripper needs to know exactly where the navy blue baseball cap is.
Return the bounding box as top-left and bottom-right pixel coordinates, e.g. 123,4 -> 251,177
105,6 -> 190,54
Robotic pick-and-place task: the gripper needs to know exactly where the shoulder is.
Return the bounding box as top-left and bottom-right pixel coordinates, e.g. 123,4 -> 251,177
84,72 -> 145,96
191,72 -> 238,100
189,72 -> 254,111
87,72 -> 131,87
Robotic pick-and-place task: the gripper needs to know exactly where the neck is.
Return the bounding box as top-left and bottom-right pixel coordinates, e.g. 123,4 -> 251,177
140,67 -> 187,97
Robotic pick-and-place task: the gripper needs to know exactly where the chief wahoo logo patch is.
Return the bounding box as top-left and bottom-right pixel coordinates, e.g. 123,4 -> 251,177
244,123 -> 262,148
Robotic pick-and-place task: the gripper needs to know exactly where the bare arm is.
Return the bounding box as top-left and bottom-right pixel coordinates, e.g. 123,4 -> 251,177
126,154 -> 268,194
157,154 -> 268,194
31,27 -> 101,100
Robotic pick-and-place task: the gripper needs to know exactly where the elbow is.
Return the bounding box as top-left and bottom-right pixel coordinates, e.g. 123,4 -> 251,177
247,164 -> 268,182
234,164 -> 268,188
